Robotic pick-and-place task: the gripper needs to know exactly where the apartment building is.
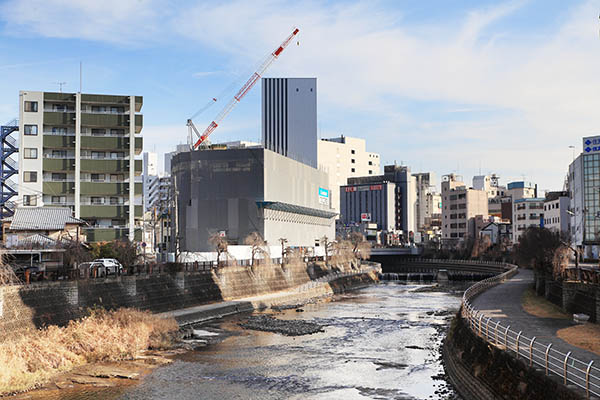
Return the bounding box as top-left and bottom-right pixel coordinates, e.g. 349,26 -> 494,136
543,191 -> 569,236
143,152 -> 159,212
318,135 -> 380,214
472,174 -> 506,217
441,174 -> 488,244
413,172 -> 441,232
18,91 -> 143,242
512,197 -> 544,243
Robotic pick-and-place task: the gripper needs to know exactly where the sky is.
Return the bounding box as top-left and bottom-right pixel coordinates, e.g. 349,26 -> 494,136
0,0 -> 599,192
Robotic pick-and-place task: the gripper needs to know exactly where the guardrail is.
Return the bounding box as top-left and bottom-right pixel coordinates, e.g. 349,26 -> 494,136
462,264 -> 600,398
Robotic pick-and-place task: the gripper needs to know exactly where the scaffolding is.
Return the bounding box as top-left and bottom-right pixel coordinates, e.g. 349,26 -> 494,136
1,119 -> 18,219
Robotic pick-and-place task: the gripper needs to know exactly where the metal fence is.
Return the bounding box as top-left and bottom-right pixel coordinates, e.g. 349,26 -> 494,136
462,265 -> 600,398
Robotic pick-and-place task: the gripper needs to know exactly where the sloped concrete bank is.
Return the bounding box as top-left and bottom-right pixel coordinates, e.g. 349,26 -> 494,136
443,311 -> 582,400
160,266 -> 381,326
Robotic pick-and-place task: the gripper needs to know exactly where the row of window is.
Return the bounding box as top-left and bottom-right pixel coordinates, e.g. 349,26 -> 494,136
544,216 -> 560,225
25,125 -> 128,136
25,149 -> 127,160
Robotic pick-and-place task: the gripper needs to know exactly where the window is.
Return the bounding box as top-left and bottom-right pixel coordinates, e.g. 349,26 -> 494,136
110,107 -> 124,113
368,161 -> 373,166
91,173 -> 105,182
91,106 -> 107,113
351,149 -> 355,154
52,127 -> 67,134
23,148 -> 37,159
91,196 -> 104,205
110,152 -> 124,159
110,129 -> 125,135
52,173 -> 67,181
351,168 -> 355,173
110,174 -> 123,182
52,150 -> 67,158
111,219 -> 122,226
351,159 -> 356,164
110,197 -> 119,205
24,125 -> 38,135
51,196 -> 66,204
23,171 -> 37,182
369,170 -> 372,175
24,101 -> 38,112
53,104 -> 67,111
23,195 -> 37,206
91,128 -> 105,136
91,151 -> 105,159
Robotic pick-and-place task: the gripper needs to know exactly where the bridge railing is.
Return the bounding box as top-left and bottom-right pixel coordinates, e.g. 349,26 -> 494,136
462,264 -> 600,398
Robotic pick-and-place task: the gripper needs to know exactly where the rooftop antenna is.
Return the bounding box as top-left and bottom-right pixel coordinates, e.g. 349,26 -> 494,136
54,81 -> 67,93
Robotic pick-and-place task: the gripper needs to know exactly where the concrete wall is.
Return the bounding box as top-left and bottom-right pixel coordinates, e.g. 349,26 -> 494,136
0,261 -> 320,339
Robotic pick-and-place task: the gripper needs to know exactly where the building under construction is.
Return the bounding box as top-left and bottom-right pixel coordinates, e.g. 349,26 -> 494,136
172,145 -> 336,252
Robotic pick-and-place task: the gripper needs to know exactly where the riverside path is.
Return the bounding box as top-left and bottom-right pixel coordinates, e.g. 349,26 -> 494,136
471,268 -> 600,367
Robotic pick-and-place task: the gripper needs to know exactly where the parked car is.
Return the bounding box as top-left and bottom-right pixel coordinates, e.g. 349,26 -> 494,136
78,261 -> 106,278
93,258 -> 123,276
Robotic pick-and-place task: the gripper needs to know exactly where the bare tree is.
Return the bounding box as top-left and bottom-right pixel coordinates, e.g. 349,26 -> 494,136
278,238 -> 288,265
245,232 -> 267,266
0,251 -> 20,286
208,232 -> 228,267
350,232 -> 371,260
320,236 -> 334,264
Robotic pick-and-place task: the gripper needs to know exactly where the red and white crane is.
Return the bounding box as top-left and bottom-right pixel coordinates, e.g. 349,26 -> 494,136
187,27 -> 300,149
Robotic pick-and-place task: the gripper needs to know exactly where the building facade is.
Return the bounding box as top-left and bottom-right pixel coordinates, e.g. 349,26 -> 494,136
473,174 -> 506,217
18,91 -> 143,242
261,78 -> 317,168
512,197 -> 544,243
543,191 -> 569,236
413,172 -> 441,233
441,174 -> 488,244
143,152 -> 159,212
339,182 -> 395,232
172,147 -> 336,252
317,135 -> 380,215
343,165 -> 417,236
567,140 -> 600,258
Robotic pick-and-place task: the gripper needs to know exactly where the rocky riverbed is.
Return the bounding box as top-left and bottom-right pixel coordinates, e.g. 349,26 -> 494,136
239,314 -> 325,336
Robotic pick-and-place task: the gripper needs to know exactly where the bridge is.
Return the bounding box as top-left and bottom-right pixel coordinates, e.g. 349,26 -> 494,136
369,256 -> 512,281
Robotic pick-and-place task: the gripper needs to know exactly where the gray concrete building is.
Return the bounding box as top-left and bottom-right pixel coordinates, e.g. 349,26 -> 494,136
262,78 -> 317,168
172,147 -> 336,252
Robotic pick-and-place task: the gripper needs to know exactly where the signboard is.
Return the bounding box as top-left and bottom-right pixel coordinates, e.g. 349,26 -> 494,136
345,185 -> 382,192
318,187 -> 329,205
361,213 -> 371,222
583,136 -> 600,154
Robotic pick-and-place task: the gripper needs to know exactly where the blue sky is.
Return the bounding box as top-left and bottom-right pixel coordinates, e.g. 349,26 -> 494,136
1,0 -> 599,191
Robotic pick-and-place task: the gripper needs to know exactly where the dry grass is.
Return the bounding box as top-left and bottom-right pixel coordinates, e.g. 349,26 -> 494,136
521,288 -> 570,319
557,323 -> 600,356
0,308 -> 178,395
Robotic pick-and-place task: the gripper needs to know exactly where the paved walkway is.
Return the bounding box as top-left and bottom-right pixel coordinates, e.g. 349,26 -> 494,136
471,268 -> 600,366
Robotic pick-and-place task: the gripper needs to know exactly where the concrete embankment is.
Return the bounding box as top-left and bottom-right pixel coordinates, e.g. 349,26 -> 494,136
161,267 -> 380,326
0,260 -> 379,338
444,311 -> 582,400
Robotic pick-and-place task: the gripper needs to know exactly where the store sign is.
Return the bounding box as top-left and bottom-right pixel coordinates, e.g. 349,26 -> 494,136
318,187 -> 329,205
361,213 -> 371,221
583,136 -> 600,154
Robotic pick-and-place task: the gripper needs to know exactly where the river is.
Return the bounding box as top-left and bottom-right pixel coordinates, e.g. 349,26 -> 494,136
118,281 -> 464,400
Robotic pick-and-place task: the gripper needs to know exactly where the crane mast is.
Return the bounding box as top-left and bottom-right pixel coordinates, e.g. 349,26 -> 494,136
188,27 -> 300,149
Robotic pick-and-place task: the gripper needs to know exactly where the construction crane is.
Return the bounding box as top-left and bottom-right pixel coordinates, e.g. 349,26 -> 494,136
187,27 -> 300,150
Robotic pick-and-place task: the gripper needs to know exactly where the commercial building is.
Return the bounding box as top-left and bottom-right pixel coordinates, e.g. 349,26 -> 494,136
340,164 -> 417,239
18,91 -> 143,242
317,135 -> 380,214
143,152 -> 159,212
512,197 -> 544,243
472,174 -> 506,217
262,78 -> 317,168
441,174 -> 488,244
567,136 -> 600,258
543,191 -> 569,236
172,147 -> 336,252
413,172 -> 441,233
164,144 -> 189,175
506,181 -> 537,201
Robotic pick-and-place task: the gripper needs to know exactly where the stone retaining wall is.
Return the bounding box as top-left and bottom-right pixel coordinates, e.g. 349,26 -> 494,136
535,273 -> 599,322
0,261 -> 327,339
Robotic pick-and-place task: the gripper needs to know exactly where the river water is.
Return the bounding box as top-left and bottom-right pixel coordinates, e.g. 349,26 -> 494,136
118,281 -> 464,400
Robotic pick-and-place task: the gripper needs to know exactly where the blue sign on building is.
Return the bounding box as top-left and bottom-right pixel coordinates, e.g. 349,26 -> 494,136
583,136 -> 600,154
318,188 -> 329,198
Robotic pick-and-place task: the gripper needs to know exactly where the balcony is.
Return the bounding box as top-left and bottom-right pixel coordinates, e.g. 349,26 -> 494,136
43,158 -> 75,172
43,112 -> 76,126
80,159 -> 142,174
80,113 -> 143,133
43,182 -> 75,195
44,92 -> 76,102
83,227 -> 142,242
44,135 -> 75,148
81,94 -> 143,112
80,205 -> 143,219
80,136 -> 143,153
80,182 -> 142,195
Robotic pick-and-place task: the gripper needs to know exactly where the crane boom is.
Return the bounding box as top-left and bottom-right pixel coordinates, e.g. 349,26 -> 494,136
189,27 -> 300,149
